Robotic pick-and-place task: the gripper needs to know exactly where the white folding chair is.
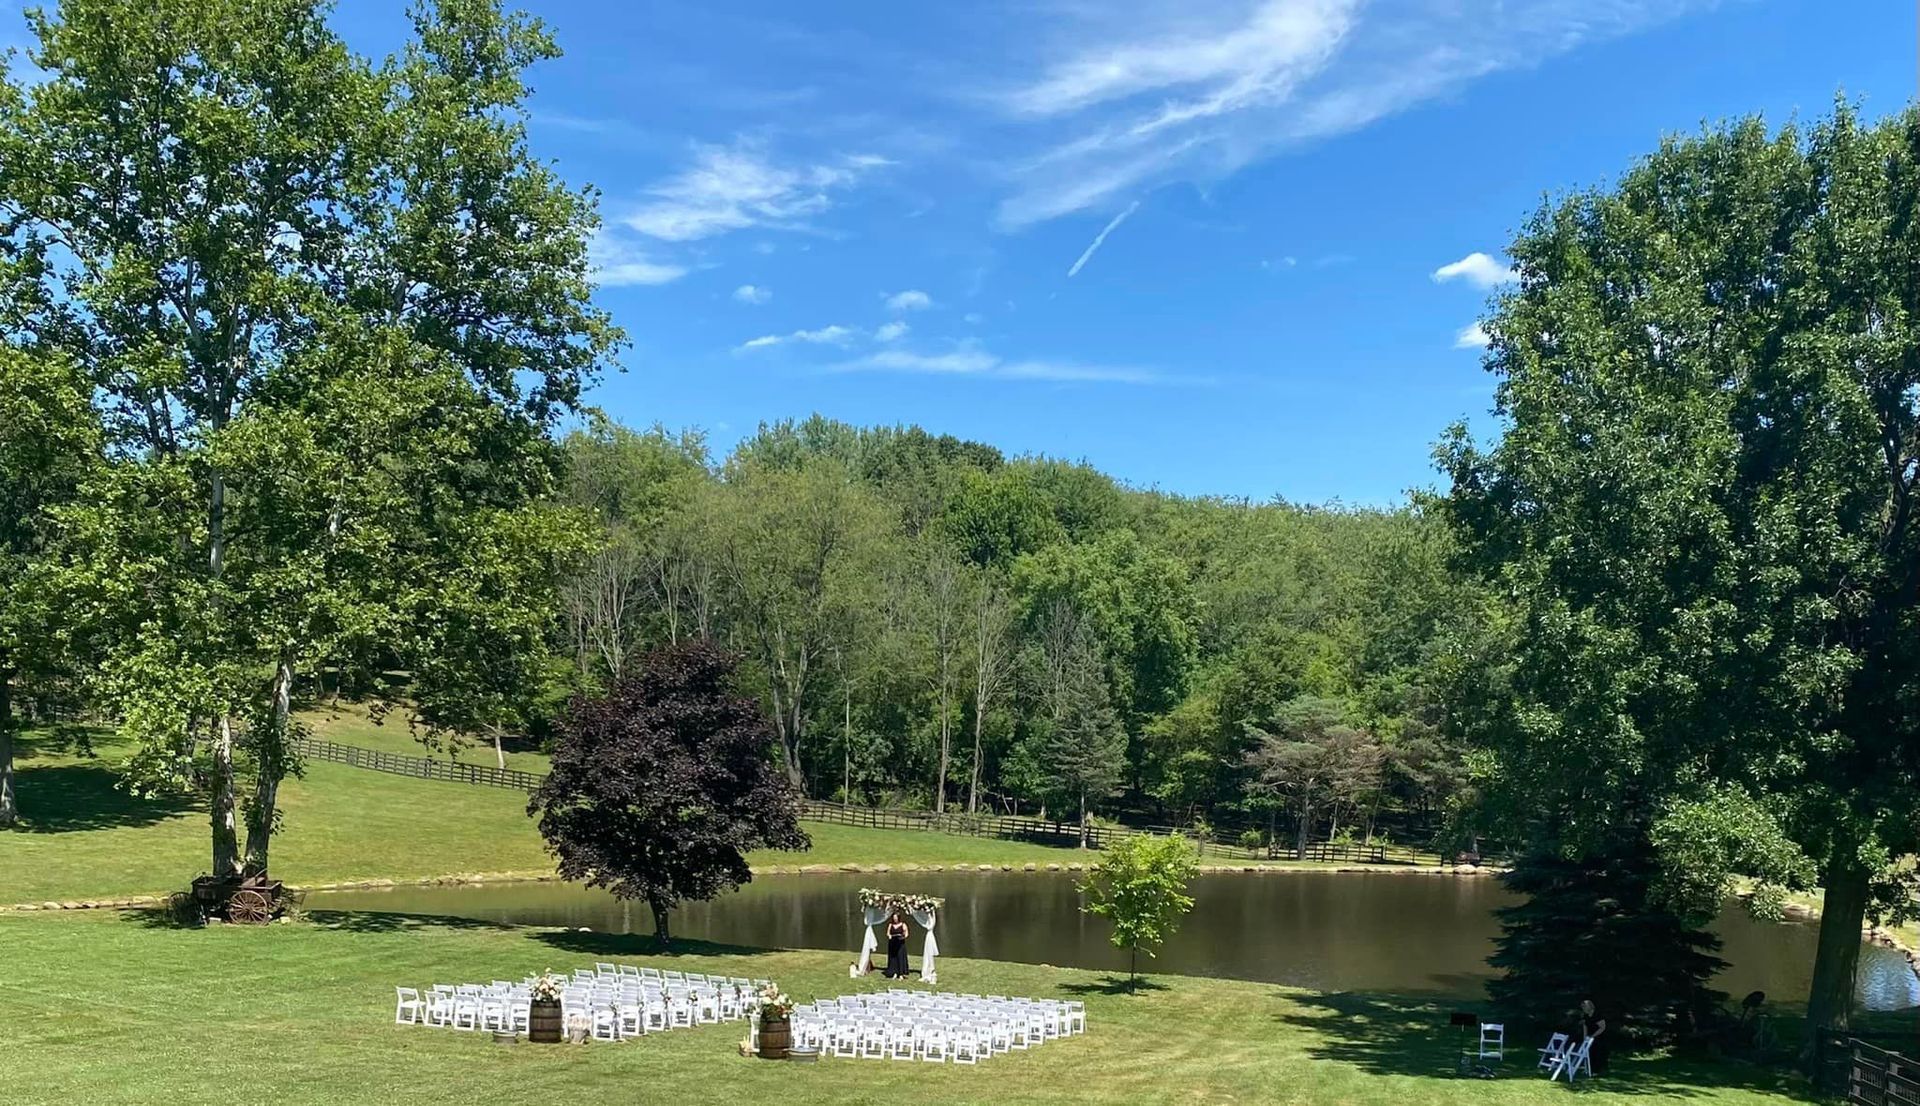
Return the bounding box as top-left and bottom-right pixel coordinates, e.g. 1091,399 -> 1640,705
394,986 -> 424,1025
1478,1022 -> 1505,1061
1065,1000 -> 1087,1035
424,985 -> 457,1028
1549,1037 -> 1593,1082
1536,1032 -> 1570,1072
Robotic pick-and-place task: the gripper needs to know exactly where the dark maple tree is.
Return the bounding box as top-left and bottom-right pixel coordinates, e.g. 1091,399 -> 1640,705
529,639 -> 810,945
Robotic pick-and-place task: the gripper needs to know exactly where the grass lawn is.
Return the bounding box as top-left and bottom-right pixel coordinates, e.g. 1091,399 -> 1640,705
0,909 -> 1819,1106
301,702 -> 554,774
6,728 -> 1431,905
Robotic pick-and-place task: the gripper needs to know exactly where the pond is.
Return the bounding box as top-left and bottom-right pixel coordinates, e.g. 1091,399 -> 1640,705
310,870 -> 1920,1011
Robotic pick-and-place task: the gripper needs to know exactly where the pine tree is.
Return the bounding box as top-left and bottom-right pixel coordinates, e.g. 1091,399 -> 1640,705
1488,837 -> 1726,1045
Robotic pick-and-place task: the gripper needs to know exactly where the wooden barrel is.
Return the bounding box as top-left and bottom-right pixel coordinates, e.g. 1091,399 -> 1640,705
529,1000 -> 563,1043
758,1014 -> 791,1059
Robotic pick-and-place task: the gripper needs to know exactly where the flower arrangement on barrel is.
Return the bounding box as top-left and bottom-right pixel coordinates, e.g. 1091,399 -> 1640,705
749,983 -> 797,1059
529,971 -> 565,1043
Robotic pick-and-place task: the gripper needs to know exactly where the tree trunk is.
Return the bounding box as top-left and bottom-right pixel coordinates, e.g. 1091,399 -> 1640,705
842,678 -> 852,804
1129,944 -> 1138,992
934,675 -> 950,815
0,666 -> 15,826
205,463 -> 244,879
243,652 -> 294,875
650,897 -> 672,949
1078,790 -> 1088,849
210,714 -> 241,878
1803,854 -> 1870,1066
967,692 -> 985,815
492,732 -> 505,770
1294,798 -> 1311,861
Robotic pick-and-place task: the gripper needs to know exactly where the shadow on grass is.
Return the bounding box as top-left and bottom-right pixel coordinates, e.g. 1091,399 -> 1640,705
6,764 -> 197,833
304,909 -> 529,934
533,929 -> 786,963
1277,991 -> 1823,1101
1059,975 -> 1171,996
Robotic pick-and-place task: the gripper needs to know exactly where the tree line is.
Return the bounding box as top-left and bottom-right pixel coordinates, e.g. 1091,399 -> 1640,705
1,0 -> 1915,1061
551,416 -> 1474,848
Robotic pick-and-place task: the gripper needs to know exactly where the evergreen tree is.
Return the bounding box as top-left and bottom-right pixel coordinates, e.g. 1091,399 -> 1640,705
1488,837 -> 1726,1045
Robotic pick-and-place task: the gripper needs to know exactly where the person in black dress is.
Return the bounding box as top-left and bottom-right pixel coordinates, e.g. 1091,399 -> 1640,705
1580,998 -> 1609,1075
884,911 -> 910,978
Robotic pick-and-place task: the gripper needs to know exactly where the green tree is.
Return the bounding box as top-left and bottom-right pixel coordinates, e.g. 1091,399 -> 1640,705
2,0 -> 617,876
0,349 -> 99,825
1079,832 -> 1200,990
1007,599 -> 1127,844
1440,104 -> 1920,1052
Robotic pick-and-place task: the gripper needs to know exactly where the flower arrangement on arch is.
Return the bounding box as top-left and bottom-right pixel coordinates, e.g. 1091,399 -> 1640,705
857,888 -> 941,916
748,981 -> 794,1019
530,971 -> 565,1004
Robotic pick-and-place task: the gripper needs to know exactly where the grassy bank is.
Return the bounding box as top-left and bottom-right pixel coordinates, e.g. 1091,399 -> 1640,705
6,727 -> 1441,905
0,908 -> 1817,1106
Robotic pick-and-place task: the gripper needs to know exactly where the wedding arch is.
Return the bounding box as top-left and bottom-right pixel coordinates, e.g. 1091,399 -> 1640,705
851,888 -> 941,983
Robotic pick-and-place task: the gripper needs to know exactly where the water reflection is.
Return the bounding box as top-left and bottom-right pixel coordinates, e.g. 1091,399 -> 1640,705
311,870 -> 1918,1011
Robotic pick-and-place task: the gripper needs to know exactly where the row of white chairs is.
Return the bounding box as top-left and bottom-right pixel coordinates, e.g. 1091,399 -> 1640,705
394,965 -> 775,1043
788,990 -> 1085,1063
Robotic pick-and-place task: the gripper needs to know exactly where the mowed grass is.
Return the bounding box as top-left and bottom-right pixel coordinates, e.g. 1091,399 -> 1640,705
4,729 -> 1189,903
302,702 -> 554,775
0,909 -> 1820,1106
5,725 -> 1426,905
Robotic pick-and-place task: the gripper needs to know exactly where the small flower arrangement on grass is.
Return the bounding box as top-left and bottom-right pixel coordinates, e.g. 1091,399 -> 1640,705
530,971 -> 565,1004
748,982 -> 794,1019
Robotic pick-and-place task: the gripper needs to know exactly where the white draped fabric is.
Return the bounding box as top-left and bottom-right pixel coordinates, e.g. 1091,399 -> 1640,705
854,905 -> 888,976
910,907 -> 938,983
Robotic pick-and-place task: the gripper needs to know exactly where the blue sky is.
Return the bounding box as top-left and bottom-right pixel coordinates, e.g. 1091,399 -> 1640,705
16,1 -> 1917,504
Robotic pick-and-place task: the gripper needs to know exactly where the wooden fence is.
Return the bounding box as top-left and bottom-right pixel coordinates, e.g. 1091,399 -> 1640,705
1849,1040 -> 1920,1106
796,800 -> 1443,865
292,736 -> 546,793
288,738 -> 1444,865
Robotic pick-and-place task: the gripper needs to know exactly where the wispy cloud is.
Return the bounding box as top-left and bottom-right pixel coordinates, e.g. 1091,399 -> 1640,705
876,320 -> 910,341
884,289 -> 933,311
733,284 -> 772,304
624,141 -> 889,242
995,1 -> 1710,227
737,324 -> 859,352
1066,200 -> 1140,277
1454,322 -> 1491,349
1432,251 -> 1514,289
588,232 -> 688,287
833,343 -> 1174,385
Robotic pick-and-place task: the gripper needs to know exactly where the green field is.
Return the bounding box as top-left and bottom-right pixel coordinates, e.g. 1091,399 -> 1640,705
0,908 -> 1820,1106
3,724 -> 1435,904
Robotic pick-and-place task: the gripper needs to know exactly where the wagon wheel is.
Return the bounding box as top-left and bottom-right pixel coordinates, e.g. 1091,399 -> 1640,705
226,888 -> 274,925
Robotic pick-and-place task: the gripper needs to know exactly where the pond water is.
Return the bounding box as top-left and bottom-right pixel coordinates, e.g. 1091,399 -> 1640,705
310,870 -> 1920,1011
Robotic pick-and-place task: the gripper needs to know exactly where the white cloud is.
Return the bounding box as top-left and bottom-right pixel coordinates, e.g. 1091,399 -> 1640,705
884,289 -> 933,312
1454,322 -> 1491,349
835,343 -> 1169,385
963,312 -> 985,325
588,232 -> 688,287
733,284 -> 772,304
875,320 -> 910,342
1067,200 -> 1140,278
1432,252 -> 1514,289
995,1 -> 1710,227
737,324 -> 859,352
624,141 -> 888,242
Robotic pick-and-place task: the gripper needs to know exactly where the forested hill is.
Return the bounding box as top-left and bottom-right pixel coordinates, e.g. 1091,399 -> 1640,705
559,414 -> 1478,845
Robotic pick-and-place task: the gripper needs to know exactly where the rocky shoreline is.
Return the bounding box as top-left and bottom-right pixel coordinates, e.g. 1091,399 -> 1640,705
1,859 -> 1501,914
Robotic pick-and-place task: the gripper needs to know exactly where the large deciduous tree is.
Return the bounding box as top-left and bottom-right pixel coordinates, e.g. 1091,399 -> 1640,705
1440,104 -> 1920,1053
528,640 -> 810,945
0,0 -> 616,876
0,349 -> 99,825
